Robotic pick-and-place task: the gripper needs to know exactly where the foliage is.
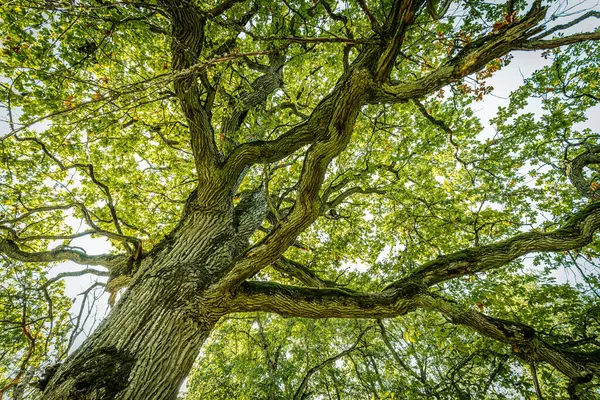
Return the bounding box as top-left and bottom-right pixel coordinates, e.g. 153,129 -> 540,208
1,0 -> 600,398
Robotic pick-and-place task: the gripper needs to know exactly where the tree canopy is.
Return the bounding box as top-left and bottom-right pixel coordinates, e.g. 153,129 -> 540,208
1,0 -> 600,399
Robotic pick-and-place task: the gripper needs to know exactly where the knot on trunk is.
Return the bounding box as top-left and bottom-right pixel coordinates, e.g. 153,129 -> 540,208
49,347 -> 135,400
36,362 -> 62,391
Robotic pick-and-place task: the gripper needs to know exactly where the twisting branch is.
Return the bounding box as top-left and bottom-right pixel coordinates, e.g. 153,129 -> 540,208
215,0 -> 600,297
222,118 -> 322,182
386,201 -> 600,289
158,0 -> 220,178
371,1 -> 549,102
215,67 -> 374,293
566,146 -> 600,199
1,201 -> 136,248
221,1 -> 421,180
415,294 -> 596,383
0,325 -> 36,399
323,183 -> 387,211
0,239 -> 127,269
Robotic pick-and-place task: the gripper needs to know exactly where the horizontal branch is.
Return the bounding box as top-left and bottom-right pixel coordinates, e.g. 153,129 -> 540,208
229,281 -> 415,319
230,199 -> 600,314
386,201 -> 600,290
231,200 -> 600,320
40,268 -> 110,290
229,282 -> 600,383
0,239 -> 126,269
516,32 -> 600,50
415,295 -> 596,383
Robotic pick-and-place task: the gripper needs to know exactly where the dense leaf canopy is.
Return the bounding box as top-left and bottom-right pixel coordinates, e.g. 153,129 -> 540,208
1,0 -> 600,398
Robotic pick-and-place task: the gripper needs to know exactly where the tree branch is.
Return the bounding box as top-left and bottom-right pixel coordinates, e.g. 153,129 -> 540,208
221,52 -> 285,151
159,0 -> 220,177
293,328 -> 369,400
377,320 -> 424,383
215,67 -> 374,292
210,0 -> 600,298
415,294 -> 596,383
229,283 -> 600,383
516,32 -> 600,50
222,120 -> 321,181
426,0 -> 452,20
0,239 -> 127,269
229,198 -> 600,325
375,0 -> 425,81
371,2 -> 548,102
229,281 -> 415,318
386,201 -> 600,290
566,145 -> 600,199
14,137 -> 139,251
40,268 -> 110,290
324,186 -> 387,210
355,0 -> 381,33
530,10 -> 600,41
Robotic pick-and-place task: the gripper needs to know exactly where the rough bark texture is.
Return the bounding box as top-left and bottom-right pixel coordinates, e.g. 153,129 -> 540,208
41,193 -> 266,399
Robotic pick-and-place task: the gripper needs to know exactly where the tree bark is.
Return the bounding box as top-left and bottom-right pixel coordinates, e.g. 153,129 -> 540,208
41,285 -> 217,400
40,203 -> 255,399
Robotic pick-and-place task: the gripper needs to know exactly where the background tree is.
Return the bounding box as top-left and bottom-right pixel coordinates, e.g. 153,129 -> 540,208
1,0 -> 600,398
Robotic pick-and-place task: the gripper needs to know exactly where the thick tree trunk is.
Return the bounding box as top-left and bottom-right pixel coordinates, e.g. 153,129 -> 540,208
41,285 -> 218,399
40,203 -> 254,399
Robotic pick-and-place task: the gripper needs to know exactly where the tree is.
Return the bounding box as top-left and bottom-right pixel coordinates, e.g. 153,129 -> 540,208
1,0 -> 600,398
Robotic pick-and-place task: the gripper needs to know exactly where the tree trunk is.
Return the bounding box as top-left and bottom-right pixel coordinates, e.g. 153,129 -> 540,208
40,201 -> 259,399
